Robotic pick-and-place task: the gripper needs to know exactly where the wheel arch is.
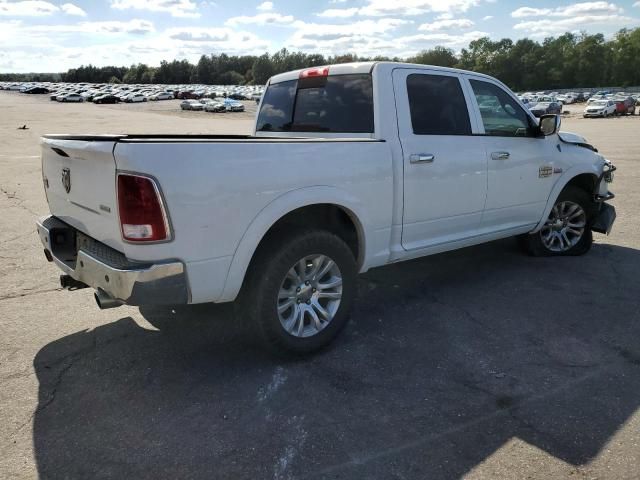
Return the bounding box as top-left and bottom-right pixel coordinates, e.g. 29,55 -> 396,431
531,168 -> 600,233
218,186 -> 368,302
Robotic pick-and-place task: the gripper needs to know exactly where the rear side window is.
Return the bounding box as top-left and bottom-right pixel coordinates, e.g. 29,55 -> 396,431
257,74 -> 374,133
407,74 -> 471,135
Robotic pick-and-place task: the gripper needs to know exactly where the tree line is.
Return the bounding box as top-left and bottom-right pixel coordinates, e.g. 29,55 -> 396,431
2,28 -> 639,90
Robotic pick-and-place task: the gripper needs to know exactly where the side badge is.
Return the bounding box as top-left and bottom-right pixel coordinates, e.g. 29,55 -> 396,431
539,166 -> 553,178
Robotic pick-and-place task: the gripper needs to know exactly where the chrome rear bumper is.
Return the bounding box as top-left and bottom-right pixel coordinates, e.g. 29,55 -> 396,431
36,216 -> 188,306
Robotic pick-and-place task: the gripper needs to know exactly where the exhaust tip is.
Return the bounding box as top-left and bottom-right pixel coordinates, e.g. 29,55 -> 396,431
94,289 -> 123,310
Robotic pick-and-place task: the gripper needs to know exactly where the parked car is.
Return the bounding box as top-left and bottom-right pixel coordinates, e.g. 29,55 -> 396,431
583,100 -> 616,118
36,62 -> 617,354
613,97 -> 636,115
150,92 -> 173,101
224,99 -> 245,112
180,100 -> 204,111
204,101 -> 226,113
177,91 -> 201,100
125,93 -> 147,103
56,93 -> 83,102
23,87 -> 49,94
93,94 -> 120,104
529,101 -> 562,117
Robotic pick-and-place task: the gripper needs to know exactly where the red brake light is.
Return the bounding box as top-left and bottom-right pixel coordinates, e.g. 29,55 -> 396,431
299,67 -> 329,79
117,174 -> 170,242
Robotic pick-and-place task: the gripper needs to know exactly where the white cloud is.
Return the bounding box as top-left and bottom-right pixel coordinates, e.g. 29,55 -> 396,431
225,12 -> 295,26
60,3 -> 86,17
316,7 -> 359,18
514,14 -> 637,35
510,2 -> 638,34
256,1 -> 273,11
418,18 -> 474,31
0,1 -> 59,16
634,1 -> 640,7
512,2 -> 622,18
317,0 -> 484,18
110,0 -> 200,18
482,15 -> 493,20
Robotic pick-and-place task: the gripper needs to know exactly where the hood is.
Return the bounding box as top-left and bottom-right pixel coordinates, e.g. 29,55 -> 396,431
558,131 -> 598,152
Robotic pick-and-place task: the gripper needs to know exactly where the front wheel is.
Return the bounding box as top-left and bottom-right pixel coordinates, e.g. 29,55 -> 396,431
240,229 -> 357,355
521,186 -> 594,257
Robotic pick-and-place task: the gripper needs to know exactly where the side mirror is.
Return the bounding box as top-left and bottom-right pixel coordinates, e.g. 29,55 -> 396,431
539,114 -> 561,136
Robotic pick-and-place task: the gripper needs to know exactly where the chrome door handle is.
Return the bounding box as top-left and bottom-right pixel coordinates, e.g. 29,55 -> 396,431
491,151 -> 510,160
410,154 -> 435,164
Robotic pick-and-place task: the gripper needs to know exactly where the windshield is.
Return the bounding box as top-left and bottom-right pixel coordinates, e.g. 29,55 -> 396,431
593,101 -> 607,106
257,74 -> 374,133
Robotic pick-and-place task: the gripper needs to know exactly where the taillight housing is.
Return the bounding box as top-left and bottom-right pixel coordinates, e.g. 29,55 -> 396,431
117,173 -> 171,242
299,66 -> 329,79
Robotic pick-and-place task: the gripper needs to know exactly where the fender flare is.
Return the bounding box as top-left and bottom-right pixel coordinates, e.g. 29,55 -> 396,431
531,165 -> 600,233
218,186 -> 368,302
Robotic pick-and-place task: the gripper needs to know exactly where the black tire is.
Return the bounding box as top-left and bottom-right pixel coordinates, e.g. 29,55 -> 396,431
520,186 -> 595,257
239,229 -> 357,355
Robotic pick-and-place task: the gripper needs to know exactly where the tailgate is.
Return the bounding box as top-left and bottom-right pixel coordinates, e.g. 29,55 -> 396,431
41,136 -> 123,251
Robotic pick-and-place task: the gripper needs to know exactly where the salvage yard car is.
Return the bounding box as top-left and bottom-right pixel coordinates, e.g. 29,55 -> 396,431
584,100 -> 617,118
35,62 -> 617,354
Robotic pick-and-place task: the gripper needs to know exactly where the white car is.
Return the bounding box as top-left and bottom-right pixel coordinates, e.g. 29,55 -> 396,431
125,93 -> 147,103
180,100 -> 204,111
150,92 -> 173,101
583,100 -> 616,118
224,99 -> 245,112
36,62 -> 617,354
56,93 -> 83,102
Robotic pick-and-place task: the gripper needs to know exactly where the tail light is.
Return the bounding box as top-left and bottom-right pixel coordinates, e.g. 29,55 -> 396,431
299,66 -> 329,79
117,173 -> 171,242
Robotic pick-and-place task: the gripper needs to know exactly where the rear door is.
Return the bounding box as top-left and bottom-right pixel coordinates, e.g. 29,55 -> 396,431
465,78 -> 556,231
41,136 -> 124,251
392,68 -> 487,251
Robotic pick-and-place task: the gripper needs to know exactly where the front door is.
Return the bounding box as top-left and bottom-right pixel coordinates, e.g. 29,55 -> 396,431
465,78 -> 557,231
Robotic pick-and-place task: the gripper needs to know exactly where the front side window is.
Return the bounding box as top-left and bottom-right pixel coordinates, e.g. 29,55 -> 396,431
406,74 -> 471,135
256,74 -> 374,133
470,79 -> 534,137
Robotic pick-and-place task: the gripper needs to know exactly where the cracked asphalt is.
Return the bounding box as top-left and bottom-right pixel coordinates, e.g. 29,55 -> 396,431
1,93 -> 639,480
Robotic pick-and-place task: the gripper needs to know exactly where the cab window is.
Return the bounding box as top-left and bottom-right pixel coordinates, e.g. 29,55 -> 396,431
470,80 -> 535,137
406,74 -> 471,135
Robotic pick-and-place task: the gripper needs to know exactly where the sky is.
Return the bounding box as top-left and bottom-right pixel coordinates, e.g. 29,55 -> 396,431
1,0 -> 640,72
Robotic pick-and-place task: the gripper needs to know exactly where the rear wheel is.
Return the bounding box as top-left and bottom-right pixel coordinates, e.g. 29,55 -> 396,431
240,229 -> 357,355
521,186 -> 594,257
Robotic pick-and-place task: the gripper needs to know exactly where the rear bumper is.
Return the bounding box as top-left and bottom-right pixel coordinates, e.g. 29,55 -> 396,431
36,216 -> 188,305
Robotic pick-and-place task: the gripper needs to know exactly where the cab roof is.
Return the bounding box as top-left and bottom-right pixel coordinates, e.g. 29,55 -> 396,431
268,61 -> 496,85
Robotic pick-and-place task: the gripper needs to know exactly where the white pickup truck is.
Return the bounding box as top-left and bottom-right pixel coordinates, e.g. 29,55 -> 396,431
36,62 -> 616,354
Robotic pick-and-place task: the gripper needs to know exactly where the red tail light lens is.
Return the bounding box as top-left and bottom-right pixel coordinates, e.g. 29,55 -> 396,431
117,173 -> 170,242
299,66 -> 329,79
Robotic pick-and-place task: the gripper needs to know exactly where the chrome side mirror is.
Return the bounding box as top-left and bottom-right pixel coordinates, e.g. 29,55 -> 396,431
539,114 -> 561,136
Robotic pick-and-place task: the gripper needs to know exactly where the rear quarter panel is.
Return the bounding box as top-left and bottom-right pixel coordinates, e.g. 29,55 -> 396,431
114,140 -> 394,302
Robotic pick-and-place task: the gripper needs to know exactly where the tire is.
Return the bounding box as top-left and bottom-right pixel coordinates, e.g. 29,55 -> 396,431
520,186 -> 594,257
239,229 -> 357,355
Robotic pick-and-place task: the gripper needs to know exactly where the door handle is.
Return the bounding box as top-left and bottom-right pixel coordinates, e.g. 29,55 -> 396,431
491,151 -> 510,160
410,153 -> 435,164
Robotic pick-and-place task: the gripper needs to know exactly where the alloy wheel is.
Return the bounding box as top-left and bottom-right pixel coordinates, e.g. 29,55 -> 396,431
540,201 -> 587,252
277,254 -> 343,338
